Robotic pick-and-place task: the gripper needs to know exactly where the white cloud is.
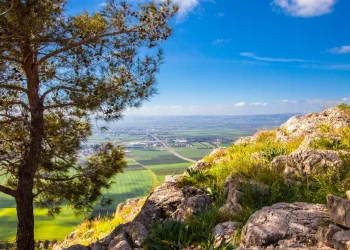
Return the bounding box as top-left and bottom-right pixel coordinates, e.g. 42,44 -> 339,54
327,46 -> 350,54
172,0 -> 199,18
280,100 -> 297,103
213,38 -> 231,45
250,102 -> 267,106
272,0 -> 337,17
240,52 -> 308,62
234,102 -> 246,107
216,12 -> 224,17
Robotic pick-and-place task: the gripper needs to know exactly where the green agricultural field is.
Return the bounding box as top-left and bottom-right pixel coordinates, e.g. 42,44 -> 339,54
0,164 -> 155,241
128,149 -> 170,159
191,142 -> 207,149
147,162 -> 192,177
0,207 -> 83,242
94,169 -> 155,210
202,142 -> 216,149
173,147 -> 211,161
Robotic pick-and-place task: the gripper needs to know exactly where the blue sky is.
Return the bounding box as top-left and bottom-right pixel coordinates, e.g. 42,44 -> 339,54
69,0 -> 350,115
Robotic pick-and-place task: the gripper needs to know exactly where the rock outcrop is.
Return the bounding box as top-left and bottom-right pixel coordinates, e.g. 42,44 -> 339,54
133,177 -> 210,228
241,202 -> 331,249
188,160 -> 210,171
276,107 -> 350,143
271,148 -> 344,178
115,198 -> 146,223
327,195 -> 350,229
89,177 -> 210,249
220,176 -> 270,217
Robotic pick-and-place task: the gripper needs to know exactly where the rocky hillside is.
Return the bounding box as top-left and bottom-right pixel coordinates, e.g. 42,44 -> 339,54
55,106 -> 350,250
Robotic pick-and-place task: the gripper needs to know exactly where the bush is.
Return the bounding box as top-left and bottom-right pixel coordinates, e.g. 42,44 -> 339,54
338,103 -> 350,111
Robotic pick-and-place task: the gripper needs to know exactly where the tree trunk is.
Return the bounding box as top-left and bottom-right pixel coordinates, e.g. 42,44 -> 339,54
15,183 -> 35,250
15,37 -> 43,250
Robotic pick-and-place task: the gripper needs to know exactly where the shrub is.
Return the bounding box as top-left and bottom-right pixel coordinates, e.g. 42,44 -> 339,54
338,103 -> 350,111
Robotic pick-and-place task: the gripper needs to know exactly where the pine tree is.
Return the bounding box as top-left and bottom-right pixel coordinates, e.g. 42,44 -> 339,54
0,1 -> 177,249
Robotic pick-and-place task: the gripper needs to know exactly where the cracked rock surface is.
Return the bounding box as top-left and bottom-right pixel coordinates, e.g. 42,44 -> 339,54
240,202 -> 331,249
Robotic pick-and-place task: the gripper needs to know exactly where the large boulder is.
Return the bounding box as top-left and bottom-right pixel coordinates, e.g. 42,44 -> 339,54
271,148 -> 344,178
220,176 -> 269,217
241,202 -> 331,249
134,177 -> 211,228
327,195 -> 350,229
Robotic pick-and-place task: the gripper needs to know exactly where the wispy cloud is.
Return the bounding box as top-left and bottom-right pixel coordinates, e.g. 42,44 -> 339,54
250,102 -> 267,106
166,0 -> 215,20
234,102 -> 246,107
213,38 -> 231,45
272,0 -> 337,17
280,100 -> 297,103
240,52 -> 308,63
301,64 -> 350,71
327,46 -> 350,54
216,12 -> 224,17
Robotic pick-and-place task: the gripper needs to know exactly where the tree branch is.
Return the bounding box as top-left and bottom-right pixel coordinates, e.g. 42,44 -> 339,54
35,174 -> 81,182
0,0 -> 14,17
2,100 -> 30,110
0,84 -> 28,94
0,114 -> 33,130
41,86 -> 82,101
0,55 -> 22,64
44,102 -> 76,110
36,28 -> 139,65
0,184 -> 17,197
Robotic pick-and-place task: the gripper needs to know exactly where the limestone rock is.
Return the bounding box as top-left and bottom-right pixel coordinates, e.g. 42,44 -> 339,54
92,221 -> 147,250
235,136 -> 253,145
115,198 -> 146,223
209,148 -> 227,164
133,179 -> 210,228
212,221 -> 239,247
65,245 -> 88,250
276,107 -> 350,143
327,195 -> 350,229
189,160 -> 210,171
240,202 -> 331,248
271,148 -> 344,177
220,176 -> 269,217
67,230 -> 78,240
333,230 -> 350,250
